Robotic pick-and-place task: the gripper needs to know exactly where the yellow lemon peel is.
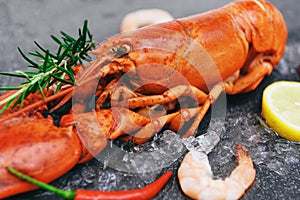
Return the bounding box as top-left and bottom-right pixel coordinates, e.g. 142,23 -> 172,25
262,81 -> 300,142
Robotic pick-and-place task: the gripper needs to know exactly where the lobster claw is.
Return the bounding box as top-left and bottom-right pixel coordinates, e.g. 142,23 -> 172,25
60,110 -> 111,163
60,108 -> 152,154
0,117 -> 82,199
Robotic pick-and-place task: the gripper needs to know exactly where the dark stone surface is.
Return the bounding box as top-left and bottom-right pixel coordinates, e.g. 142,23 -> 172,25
1,0 -> 300,199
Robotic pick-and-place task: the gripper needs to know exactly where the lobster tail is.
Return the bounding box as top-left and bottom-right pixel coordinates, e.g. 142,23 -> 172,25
227,0 -> 287,65
264,0 -> 288,64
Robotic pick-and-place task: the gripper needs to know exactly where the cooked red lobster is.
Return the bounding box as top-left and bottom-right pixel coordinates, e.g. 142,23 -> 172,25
0,0 -> 287,198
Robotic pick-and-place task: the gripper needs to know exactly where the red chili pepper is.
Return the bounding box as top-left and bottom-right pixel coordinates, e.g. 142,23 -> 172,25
74,171 -> 172,200
7,167 -> 172,200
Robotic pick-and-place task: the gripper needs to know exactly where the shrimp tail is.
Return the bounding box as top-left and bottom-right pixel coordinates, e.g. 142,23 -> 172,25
235,144 -> 254,168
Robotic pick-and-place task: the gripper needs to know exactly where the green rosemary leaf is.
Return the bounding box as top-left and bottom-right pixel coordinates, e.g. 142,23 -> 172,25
0,87 -> 20,90
0,87 -> 23,105
79,36 -> 86,49
55,66 -> 74,78
19,89 -> 28,108
39,79 -> 47,91
68,72 -> 75,84
27,84 -> 38,94
50,74 -> 74,85
56,45 -> 62,58
60,31 -> 76,43
0,72 -> 29,78
42,50 -> 50,73
33,41 -> 47,53
37,81 -> 45,100
34,41 -> 57,59
20,81 -> 30,85
82,20 -> 88,40
78,58 -> 84,66
55,82 -> 62,93
28,51 -> 43,58
0,98 -> 14,114
0,20 -> 96,114
24,71 -> 39,75
54,71 -> 68,93
72,35 -> 84,55
15,71 -> 32,82
44,76 -> 53,90
87,27 -> 93,39
81,20 -> 92,39
17,47 -> 40,69
12,92 -> 25,108
68,59 -> 79,68
50,34 -> 63,46
57,45 -> 72,64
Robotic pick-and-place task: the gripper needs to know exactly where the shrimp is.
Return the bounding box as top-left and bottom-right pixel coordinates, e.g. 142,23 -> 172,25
120,9 -> 173,32
178,144 -> 256,200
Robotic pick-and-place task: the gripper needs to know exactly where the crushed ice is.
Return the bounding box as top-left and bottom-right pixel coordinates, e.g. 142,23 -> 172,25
224,113 -> 300,176
182,130 -> 220,154
96,113 -> 300,177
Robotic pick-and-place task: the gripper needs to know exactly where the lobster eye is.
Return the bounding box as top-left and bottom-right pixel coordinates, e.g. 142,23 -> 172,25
114,42 -> 132,57
120,43 -> 131,53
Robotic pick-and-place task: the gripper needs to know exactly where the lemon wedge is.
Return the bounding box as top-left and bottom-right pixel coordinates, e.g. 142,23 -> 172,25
262,81 -> 300,142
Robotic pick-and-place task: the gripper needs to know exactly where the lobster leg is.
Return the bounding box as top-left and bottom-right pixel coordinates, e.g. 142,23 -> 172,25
96,79 -> 119,109
118,85 -> 208,109
108,108 -> 151,139
225,61 -> 273,94
127,107 -> 200,144
131,95 -> 213,144
130,83 -> 224,143
131,112 -> 179,144
187,83 -> 224,137
172,82 -> 224,138
109,85 -> 141,109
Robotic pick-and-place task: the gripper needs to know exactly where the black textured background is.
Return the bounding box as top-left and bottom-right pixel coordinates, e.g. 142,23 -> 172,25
1,0 -> 300,199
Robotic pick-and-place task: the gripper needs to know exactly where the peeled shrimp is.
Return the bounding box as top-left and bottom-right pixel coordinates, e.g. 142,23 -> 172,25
120,9 -> 173,32
178,144 -> 256,200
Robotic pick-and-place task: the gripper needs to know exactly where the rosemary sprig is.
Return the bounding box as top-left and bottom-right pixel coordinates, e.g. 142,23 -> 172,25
0,20 -> 97,114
